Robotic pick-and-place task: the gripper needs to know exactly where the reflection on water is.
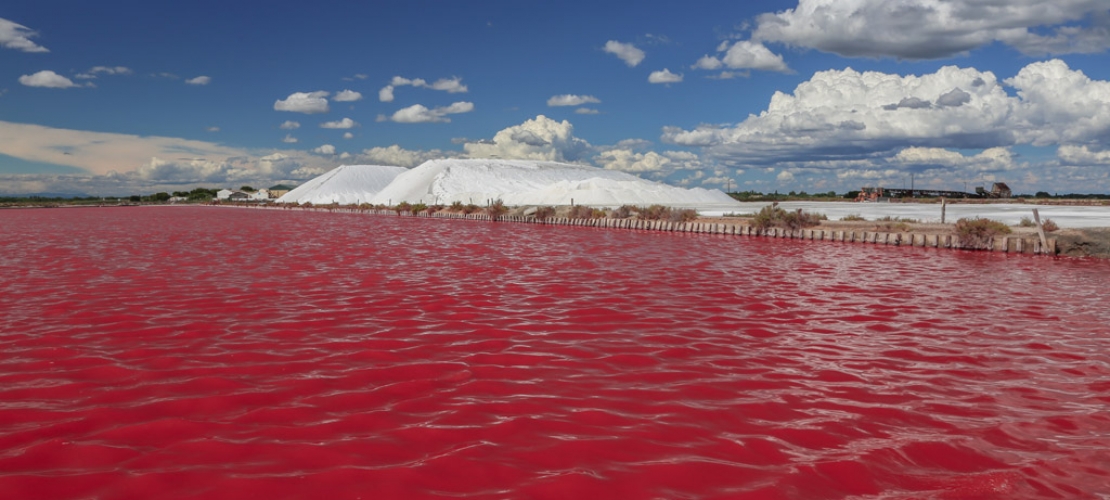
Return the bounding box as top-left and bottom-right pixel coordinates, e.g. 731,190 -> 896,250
1,206 -> 1109,499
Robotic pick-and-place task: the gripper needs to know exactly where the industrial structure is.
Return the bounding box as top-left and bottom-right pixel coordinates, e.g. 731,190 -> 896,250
855,182 -> 1012,202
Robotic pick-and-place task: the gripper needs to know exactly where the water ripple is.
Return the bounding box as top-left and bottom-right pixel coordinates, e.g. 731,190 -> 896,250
1,206 -> 1109,498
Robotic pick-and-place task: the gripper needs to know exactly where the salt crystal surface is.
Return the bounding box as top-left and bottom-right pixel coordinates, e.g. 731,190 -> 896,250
275,165 -> 407,205
367,159 -> 741,208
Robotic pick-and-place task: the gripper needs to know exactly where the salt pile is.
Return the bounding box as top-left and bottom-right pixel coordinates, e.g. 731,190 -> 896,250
367,159 -> 739,208
276,165 -> 407,205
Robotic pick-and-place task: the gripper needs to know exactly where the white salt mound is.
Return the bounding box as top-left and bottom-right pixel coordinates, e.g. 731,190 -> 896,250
368,159 -> 740,208
276,165 -> 407,205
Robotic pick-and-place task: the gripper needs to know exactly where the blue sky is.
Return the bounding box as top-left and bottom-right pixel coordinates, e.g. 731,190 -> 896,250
2,0 -> 1109,195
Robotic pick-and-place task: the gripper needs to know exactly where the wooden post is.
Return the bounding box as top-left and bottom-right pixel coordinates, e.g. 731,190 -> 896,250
1032,209 -> 1049,254
941,197 -> 947,224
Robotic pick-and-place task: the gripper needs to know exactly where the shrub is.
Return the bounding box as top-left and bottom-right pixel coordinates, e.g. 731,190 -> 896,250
533,206 -> 555,220
450,201 -> 464,212
875,221 -> 911,232
613,205 -> 637,219
394,201 -> 412,214
955,217 -> 1012,249
668,208 -> 698,223
841,214 -> 866,221
486,199 -> 508,220
640,205 -> 670,220
751,205 -> 826,231
1019,216 -> 1059,232
410,203 -> 428,214
875,216 -> 918,223
568,205 -> 595,219
461,204 -> 480,214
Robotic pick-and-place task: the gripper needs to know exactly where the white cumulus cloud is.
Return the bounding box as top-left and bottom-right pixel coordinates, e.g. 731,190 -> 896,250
463,115 -> 592,162
389,102 -> 474,123
0,18 -> 48,53
282,134 -> 298,143
358,144 -> 454,167
274,91 -> 330,114
320,117 -> 358,129
74,66 -> 133,79
663,63 -> 1017,162
660,59 -> 1110,191
603,40 -> 645,67
547,94 -> 601,107
379,85 -> 395,102
378,76 -> 468,102
185,76 -> 211,85
333,89 -> 363,102
719,41 -> 791,73
19,70 -> 80,89
648,69 -> 683,84
428,77 -> 468,93
1058,145 -> 1110,166
890,146 -> 1019,171
595,149 -> 673,172
692,55 -> 723,70
280,120 -> 300,130
312,144 -> 336,155
751,0 -> 1110,59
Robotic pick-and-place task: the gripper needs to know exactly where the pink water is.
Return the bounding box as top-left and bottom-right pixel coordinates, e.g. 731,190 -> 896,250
1,206 -> 1109,499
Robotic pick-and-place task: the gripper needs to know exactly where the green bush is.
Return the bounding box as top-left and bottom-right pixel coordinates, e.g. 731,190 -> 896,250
462,204 -> 480,214
394,201 -> 412,214
955,217 -> 1012,249
450,201 -> 464,212
841,214 -> 866,221
1018,216 -> 1037,227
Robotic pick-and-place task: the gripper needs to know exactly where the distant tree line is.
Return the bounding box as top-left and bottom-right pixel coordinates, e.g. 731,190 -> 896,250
0,187 -> 223,205
728,190 -> 842,202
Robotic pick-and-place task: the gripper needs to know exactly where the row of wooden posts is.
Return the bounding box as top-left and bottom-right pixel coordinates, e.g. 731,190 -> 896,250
245,205 -> 1057,256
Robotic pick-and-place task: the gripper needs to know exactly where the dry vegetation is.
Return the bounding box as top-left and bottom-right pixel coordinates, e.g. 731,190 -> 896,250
955,217 -> 1012,249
